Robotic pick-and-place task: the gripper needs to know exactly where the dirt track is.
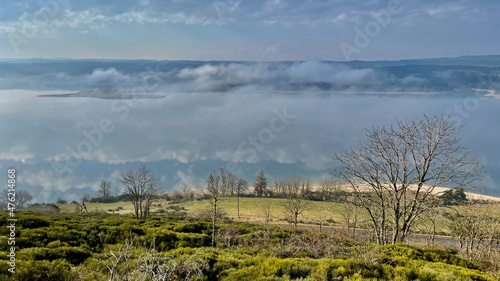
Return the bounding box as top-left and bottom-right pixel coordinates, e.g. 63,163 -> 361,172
272,223 -> 465,249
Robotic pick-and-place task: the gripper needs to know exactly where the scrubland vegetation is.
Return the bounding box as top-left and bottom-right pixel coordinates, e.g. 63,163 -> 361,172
0,212 -> 498,281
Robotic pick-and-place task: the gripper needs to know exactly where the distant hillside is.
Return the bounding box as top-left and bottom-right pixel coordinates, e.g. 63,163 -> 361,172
1,55 -> 499,94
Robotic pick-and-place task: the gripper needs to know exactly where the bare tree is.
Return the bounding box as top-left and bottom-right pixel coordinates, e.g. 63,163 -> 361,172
1,188 -> 33,209
179,183 -> 192,199
17,190 -> 33,208
485,215 -> 500,253
341,204 -> 360,238
262,199 -> 273,224
205,170 -> 223,247
318,179 -> 341,202
271,179 -> 286,198
96,234 -> 208,281
119,165 -> 161,220
283,176 -> 310,228
316,211 -> 329,232
418,207 -> 442,247
450,205 -> 488,255
335,115 -> 482,245
220,168 -> 237,196
144,181 -> 161,217
170,189 -> 184,201
450,205 -> 500,257
236,178 -> 247,219
299,177 -> 313,200
81,194 -> 92,221
0,188 -> 9,210
97,235 -> 137,281
98,179 -> 113,198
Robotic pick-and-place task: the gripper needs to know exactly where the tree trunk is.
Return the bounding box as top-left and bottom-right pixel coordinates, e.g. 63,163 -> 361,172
212,198 -> 217,247
352,206 -> 358,238
352,219 -> 357,239
82,200 -> 91,221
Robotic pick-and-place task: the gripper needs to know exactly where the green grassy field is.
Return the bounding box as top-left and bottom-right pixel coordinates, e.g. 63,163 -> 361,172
38,197 -> 500,236
52,197 -> 347,225
56,200 -> 140,214
185,196 -> 347,225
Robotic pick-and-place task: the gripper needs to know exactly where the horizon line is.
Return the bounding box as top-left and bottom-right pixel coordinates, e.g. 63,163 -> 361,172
1,54 -> 500,63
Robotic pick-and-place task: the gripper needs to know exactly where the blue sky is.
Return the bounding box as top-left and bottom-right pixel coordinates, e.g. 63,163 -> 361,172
1,0 -> 499,60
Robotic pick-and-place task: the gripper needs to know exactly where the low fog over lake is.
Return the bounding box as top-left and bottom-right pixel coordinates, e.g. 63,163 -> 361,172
1,58 -> 499,202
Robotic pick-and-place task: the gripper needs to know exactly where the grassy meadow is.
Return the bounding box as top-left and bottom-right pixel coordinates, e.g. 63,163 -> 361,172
43,197 -> 500,237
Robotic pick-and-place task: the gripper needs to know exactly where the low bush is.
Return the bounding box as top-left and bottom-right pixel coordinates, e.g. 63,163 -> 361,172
0,259 -> 71,281
0,212 -> 496,280
17,216 -> 50,229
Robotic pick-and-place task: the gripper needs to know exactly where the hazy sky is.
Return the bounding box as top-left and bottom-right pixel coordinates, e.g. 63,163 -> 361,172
1,0 -> 499,61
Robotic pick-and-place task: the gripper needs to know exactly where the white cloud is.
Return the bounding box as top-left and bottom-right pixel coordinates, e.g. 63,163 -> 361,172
0,7 -> 222,35
46,148 -> 194,166
114,10 -> 214,25
56,8 -> 107,29
331,12 -> 347,25
173,169 -> 203,190
287,60 -> 376,84
401,75 -> 427,86
265,44 -> 282,54
107,170 -> 121,183
84,67 -> 133,85
0,90 -> 36,114
20,170 -> 95,201
427,3 -> 465,18
176,61 -> 378,87
0,145 -> 35,164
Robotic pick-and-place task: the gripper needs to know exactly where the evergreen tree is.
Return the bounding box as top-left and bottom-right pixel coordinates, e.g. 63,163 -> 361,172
440,187 -> 468,206
254,170 -> 267,196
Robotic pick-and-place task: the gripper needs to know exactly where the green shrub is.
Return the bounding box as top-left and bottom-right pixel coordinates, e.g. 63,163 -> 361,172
17,216 -> 50,229
18,246 -> 90,265
380,244 -> 477,269
222,258 -> 392,280
48,246 -> 91,265
173,222 -> 211,234
0,259 -> 71,281
176,232 -> 210,248
0,212 -> 495,281
145,229 -> 178,250
20,229 -> 49,247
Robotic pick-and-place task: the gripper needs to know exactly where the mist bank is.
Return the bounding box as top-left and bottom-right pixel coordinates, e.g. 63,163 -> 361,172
1,56 -> 500,202
1,56 -> 499,94
1,89 -> 500,202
